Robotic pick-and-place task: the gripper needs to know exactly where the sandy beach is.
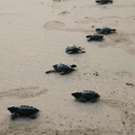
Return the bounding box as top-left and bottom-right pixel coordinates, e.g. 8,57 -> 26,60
0,0 -> 135,134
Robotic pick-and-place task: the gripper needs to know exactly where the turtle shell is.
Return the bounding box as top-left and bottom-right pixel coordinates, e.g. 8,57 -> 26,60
65,46 -> 81,54
96,0 -> 113,4
8,105 -> 39,116
86,34 -> 104,42
72,90 -> 100,103
96,27 -> 116,35
53,64 -> 72,73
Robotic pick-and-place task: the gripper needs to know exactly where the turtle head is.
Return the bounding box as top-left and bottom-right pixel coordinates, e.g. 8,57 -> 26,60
112,28 -> 116,32
86,35 -> 92,38
95,28 -> 101,32
8,106 -> 18,113
72,92 -> 82,98
70,64 -> 77,68
53,64 -> 58,70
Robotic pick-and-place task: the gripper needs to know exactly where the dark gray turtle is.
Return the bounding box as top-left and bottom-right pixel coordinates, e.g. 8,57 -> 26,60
96,0 -> 113,4
46,64 -> 77,75
72,90 -> 100,103
8,105 -> 39,119
65,45 -> 85,54
86,34 -> 104,42
96,27 -> 116,35
125,82 -> 134,87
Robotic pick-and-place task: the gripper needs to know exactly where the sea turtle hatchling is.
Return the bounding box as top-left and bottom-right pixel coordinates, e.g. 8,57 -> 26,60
45,64 -> 77,75
96,0 -> 113,5
8,105 -> 39,119
65,45 -> 85,54
72,90 -> 100,103
96,27 -> 116,35
86,34 -> 104,42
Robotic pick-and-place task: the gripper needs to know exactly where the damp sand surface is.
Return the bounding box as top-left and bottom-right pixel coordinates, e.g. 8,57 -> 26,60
0,0 -> 135,135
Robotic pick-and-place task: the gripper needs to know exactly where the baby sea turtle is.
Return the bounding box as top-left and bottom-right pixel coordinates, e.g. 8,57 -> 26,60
72,90 -> 100,103
8,105 -> 39,119
46,64 -> 77,75
96,0 -> 113,5
125,82 -> 134,87
96,27 -> 116,35
86,34 -> 104,42
65,45 -> 85,54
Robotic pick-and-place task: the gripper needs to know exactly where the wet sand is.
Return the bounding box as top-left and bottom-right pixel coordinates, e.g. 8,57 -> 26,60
0,0 -> 135,135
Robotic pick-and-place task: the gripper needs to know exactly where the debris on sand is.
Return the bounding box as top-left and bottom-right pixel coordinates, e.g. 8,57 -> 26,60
96,27 -> 116,35
8,105 -> 39,120
45,64 -> 77,75
72,90 -> 100,103
93,72 -> 99,76
65,45 -> 85,54
96,0 -> 113,5
86,34 -> 104,42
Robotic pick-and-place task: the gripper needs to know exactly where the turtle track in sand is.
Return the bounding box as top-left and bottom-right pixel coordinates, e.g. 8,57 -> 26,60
0,86 -> 48,99
0,126 -> 123,135
102,99 -> 135,135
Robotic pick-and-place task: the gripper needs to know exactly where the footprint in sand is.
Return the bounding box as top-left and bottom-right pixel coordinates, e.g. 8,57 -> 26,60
94,32 -> 134,55
102,99 -> 135,134
107,33 -> 133,45
76,16 -> 135,25
52,0 -> 69,2
102,99 -> 135,110
44,20 -> 65,30
0,127 -> 122,135
51,128 -> 122,135
115,71 -> 134,78
53,0 -> 62,2
58,11 -> 70,16
0,86 -> 48,99
44,20 -> 91,32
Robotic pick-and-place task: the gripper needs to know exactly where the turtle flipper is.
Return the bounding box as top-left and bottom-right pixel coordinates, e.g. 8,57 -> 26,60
45,70 -> 56,74
29,114 -> 38,119
66,51 -> 74,54
89,98 -> 99,103
77,97 -> 88,103
11,113 -> 19,120
60,71 -> 68,75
